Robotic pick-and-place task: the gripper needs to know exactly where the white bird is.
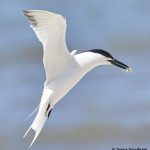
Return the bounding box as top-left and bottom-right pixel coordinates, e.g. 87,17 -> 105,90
23,10 -> 132,148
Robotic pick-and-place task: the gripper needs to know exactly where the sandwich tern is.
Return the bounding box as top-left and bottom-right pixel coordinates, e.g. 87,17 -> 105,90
23,10 -> 132,147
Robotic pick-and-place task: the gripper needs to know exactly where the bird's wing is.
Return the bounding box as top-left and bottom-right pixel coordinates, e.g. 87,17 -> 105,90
23,10 -> 72,82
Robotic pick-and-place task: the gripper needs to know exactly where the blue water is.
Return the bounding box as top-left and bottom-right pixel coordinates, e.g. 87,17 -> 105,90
0,0 -> 150,150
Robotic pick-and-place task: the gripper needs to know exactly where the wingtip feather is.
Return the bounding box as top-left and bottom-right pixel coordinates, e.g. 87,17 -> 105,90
24,106 -> 39,122
23,10 -> 30,15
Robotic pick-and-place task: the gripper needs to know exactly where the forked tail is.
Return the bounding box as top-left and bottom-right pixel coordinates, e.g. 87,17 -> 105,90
23,89 -> 53,148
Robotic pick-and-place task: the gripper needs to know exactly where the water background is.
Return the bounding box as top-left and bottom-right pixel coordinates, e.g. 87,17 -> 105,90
0,0 -> 150,150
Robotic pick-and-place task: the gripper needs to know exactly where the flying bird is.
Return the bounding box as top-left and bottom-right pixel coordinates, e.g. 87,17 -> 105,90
23,10 -> 132,147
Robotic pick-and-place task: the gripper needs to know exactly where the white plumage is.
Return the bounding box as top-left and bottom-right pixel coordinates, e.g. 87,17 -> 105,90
23,10 -> 132,148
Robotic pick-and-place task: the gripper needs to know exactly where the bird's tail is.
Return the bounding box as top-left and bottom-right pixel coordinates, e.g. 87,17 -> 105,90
23,89 -> 53,148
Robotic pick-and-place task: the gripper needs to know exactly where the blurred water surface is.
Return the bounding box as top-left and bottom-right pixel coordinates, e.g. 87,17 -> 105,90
0,0 -> 150,150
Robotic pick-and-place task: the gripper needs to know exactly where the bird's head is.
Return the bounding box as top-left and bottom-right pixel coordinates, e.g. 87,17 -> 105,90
87,49 -> 132,72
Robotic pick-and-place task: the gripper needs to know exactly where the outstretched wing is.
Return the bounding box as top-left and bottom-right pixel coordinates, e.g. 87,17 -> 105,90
23,10 -> 72,82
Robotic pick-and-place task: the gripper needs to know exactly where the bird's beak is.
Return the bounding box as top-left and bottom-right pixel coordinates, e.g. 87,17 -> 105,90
108,59 -> 133,72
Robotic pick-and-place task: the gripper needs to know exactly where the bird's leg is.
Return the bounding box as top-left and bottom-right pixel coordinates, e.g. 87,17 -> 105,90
48,109 -> 52,118
45,104 -> 52,118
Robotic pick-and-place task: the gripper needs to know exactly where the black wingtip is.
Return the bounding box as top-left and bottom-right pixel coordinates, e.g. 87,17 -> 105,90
23,10 -> 31,16
23,11 -> 37,26
48,109 -> 52,118
23,10 -> 28,14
